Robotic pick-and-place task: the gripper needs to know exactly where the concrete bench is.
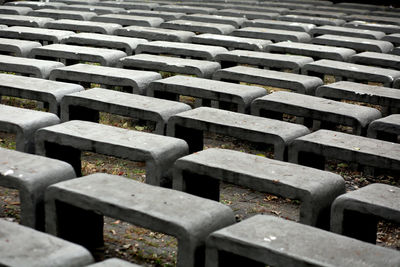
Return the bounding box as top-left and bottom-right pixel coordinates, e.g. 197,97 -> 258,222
252,91 -> 382,135
0,73 -> 83,116
213,66 -> 323,95
28,8 -> 96,21
0,147 -> 76,229
266,41 -> 355,61
0,104 -> 59,153
44,19 -> 122,35
371,10 -> 400,18
91,14 -> 164,27
120,54 -> 221,79
60,88 -> 191,135
331,183 -> 400,243
336,2 -> 386,11
288,129 -> 400,173
173,148 -> 344,228
301,59 -> 400,87
312,34 -> 394,53
190,33 -> 271,51
310,25 -> 385,40
215,9 -> 279,21
345,14 -> 400,26
0,6 -> 32,15
350,52 -> 400,70
88,258 -> 141,267
45,173 -> 234,267
122,10 -> 184,22
29,44 -> 127,66
57,4 -> 125,15
232,27 -> 311,43
316,81 -> 400,115
315,6 -> 371,15
161,20 -> 235,35
154,4 -> 217,15
0,37 -> 41,57
215,50 -> 313,73
367,115 -> 400,142
286,9 -> 346,19
382,33 -> 400,46
260,1 -> 313,10
223,5 -> 289,15
99,1 -> 159,11
135,40 -> 227,60
148,75 -> 266,113
0,218 -> 93,267
0,54 -> 64,78
115,25 -> 195,42
167,107 -> 310,160
278,14 -> 345,26
49,63 -> 161,94
4,1 -> 66,10
35,120 -> 188,186
0,14 -> 54,28
205,214 -> 400,267
53,0 -> 99,5
62,32 -> 147,55
181,14 -> 245,28
0,26 -> 75,44
242,19 -> 315,33
344,20 -> 400,35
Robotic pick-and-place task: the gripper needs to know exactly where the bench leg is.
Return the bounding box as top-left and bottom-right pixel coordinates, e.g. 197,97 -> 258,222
44,142 -> 82,176
298,151 -> 325,170
341,210 -> 378,244
174,125 -> 203,154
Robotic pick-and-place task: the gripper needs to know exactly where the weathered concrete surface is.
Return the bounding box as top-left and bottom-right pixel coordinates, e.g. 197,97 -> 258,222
243,19 -> 315,33
0,147 -> 76,230
45,19 -> 122,35
154,4 -> 217,15
232,27 -> 311,43
116,25 -> 195,42
0,14 -> 54,28
350,52 -> 400,70
91,14 -> 164,27
278,14 -> 346,26
173,148 -> 344,228
45,173 -> 235,267
0,6 -> 32,15
28,8 -> 96,20
0,26 -> 75,44
191,33 -> 271,51
0,218 -> 94,267
87,258 -> 142,267
310,25 -> 385,40
0,37 -> 41,56
216,9 -> 280,20
344,20 -> 400,35
161,19 -> 235,35
121,10 -> 184,22
182,14 -> 245,28
367,114 -> 400,142
206,215 -> 400,267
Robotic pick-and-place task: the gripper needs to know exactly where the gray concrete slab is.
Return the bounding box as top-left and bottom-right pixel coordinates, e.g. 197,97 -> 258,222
29,44 -> 127,67
266,41 -> 355,61
148,75 -> 266,113
286,9 -> 346,19
49,63 -> 161,95
91,14 -> 164,27
222,4 -> 289,15
345,14 -> 400,26
121,10 -> 185,21
28,8 -> 96,21
331,183 -> 400,243
312,34 -> 394,53
316,81 -> 400,115
190,33 -> 271,52
278,14 -> 345,26
213,65 -> 323,95
215,50 -> 313,73
251,91 -> 382,135
0,54 -> 64,78
301,59 -> 400,87
161,19 -> 235,35
47,0 -> 99,5
173,148 -> 344,228
232,27 -> 311,43
260,1 -> 312,9
4,1 -> 66,10
45,173 -> 234,267
44,19 -> 122,35
181,14 -> 245,28
382,33 -> 400,46
154,4 -> 217,15
167,107 -> 310,160
344,20 -> 400,35
135,40 -> 227,60
120,54 -> 221,78
205,215 -> 400,267
62,32 -> 147,55
0,218 -> 94,267
57,4 -> 125,15
0,37 -> 41,57
0,26 -> 75,44
288,129 -> 400,173
0,6 -> 32,15
367,114 -> 400,142
99,1 -> 159,11
242,19 -> 315,33
0,14 -> 54,28
310,25 -> 385,40
336,2 -> 386,11
60,88 -> 191,135
0,147 -> 76,229
0,104 -> 60,153
314,6 -> 370,15
215,9 -> 280,21
0,73 -> 84,115
350,52 -> 400,70
115,25 -> 195,42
